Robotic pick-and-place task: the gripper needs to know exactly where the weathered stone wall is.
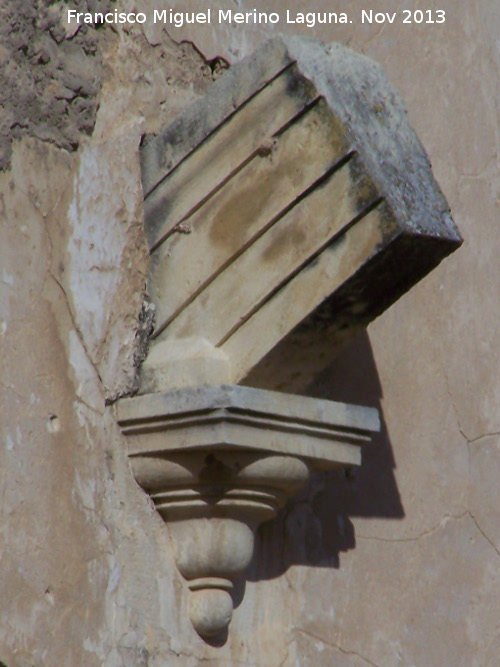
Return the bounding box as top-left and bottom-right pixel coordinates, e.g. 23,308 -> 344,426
1,1 -> 499,665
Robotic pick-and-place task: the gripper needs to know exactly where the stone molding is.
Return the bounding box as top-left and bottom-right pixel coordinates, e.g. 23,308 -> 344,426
118,384 -> 378,466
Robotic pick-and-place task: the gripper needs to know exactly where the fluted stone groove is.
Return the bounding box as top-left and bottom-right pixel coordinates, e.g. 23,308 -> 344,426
139,36 -> 461,394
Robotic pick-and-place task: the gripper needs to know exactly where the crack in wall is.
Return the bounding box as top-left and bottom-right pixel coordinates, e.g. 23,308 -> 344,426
357,511 -> 469,544
75,394 -> 105,418
296,627 -> 380,667
277,634 -> 293,667
443,370 -> 470,443
42,212 -> 106,398
442,361 -> 500,448
468,511 -> 500,560
357,510 -> 500,562
0,379 -> 29,403
337,552 -> 355,650
47,271 -> 106,390
467,432 -> 500,444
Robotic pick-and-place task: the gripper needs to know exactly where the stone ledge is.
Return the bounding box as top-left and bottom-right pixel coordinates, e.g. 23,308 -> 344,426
116,385 -> 380,468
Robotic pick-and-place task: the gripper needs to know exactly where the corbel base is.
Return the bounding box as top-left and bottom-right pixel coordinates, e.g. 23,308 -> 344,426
117,385 -> 379,640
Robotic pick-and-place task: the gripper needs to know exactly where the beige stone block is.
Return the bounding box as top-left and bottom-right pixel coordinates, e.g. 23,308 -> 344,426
162,156 -> 377,346
149,99 -> 352,336
140,36 -> 461,392
143,64 -> 318,251
226,203 -> 389,385
139,337 -> 233,394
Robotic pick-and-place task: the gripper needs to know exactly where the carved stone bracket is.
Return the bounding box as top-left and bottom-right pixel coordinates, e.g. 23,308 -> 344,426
117,385 -> 379,638
116,36 -> 462,640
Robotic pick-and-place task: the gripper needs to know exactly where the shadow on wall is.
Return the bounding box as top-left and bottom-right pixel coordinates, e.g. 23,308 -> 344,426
248,330 -> 404,583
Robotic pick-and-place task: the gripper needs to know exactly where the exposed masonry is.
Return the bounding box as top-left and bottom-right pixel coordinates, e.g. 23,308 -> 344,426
0,0 -> 111,170
0,2 -> 229,172
0,5 -> 229,404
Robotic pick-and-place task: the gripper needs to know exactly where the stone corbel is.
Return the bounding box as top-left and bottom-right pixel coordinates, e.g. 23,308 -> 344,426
117,385 -> 379,638
116,37 -> 462,640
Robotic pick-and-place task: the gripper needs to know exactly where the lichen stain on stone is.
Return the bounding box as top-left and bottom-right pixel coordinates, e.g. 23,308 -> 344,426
208,151 -> 308,255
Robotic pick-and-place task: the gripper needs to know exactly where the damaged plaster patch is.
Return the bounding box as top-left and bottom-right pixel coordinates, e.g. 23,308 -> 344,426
64,133 -> 149,399
0,0 -> 112,170
1,8 -> 228,399
41,22 -> 224,401
68,329 -> 104,414
56,25 -> 225,400
94,24 -> 228,140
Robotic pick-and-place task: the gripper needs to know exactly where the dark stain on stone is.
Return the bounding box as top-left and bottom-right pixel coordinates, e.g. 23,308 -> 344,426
261,224 -> 307,263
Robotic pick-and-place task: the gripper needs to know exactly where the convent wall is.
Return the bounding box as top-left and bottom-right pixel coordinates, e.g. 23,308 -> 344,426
0,1 -> 499,665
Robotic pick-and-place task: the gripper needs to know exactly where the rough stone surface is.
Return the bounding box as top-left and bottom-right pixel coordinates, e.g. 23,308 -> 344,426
1,1 -> 500,665
144,36 -> 460,241
0,1 -> 109,170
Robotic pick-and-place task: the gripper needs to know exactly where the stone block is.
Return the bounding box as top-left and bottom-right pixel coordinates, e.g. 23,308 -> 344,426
140,36 -> 462,391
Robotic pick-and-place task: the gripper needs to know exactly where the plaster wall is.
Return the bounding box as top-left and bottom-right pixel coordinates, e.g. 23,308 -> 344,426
0,1 -> 499,665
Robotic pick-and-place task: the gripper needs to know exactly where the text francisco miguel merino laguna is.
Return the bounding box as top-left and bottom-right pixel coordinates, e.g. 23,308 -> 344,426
67,8 -> 354,28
